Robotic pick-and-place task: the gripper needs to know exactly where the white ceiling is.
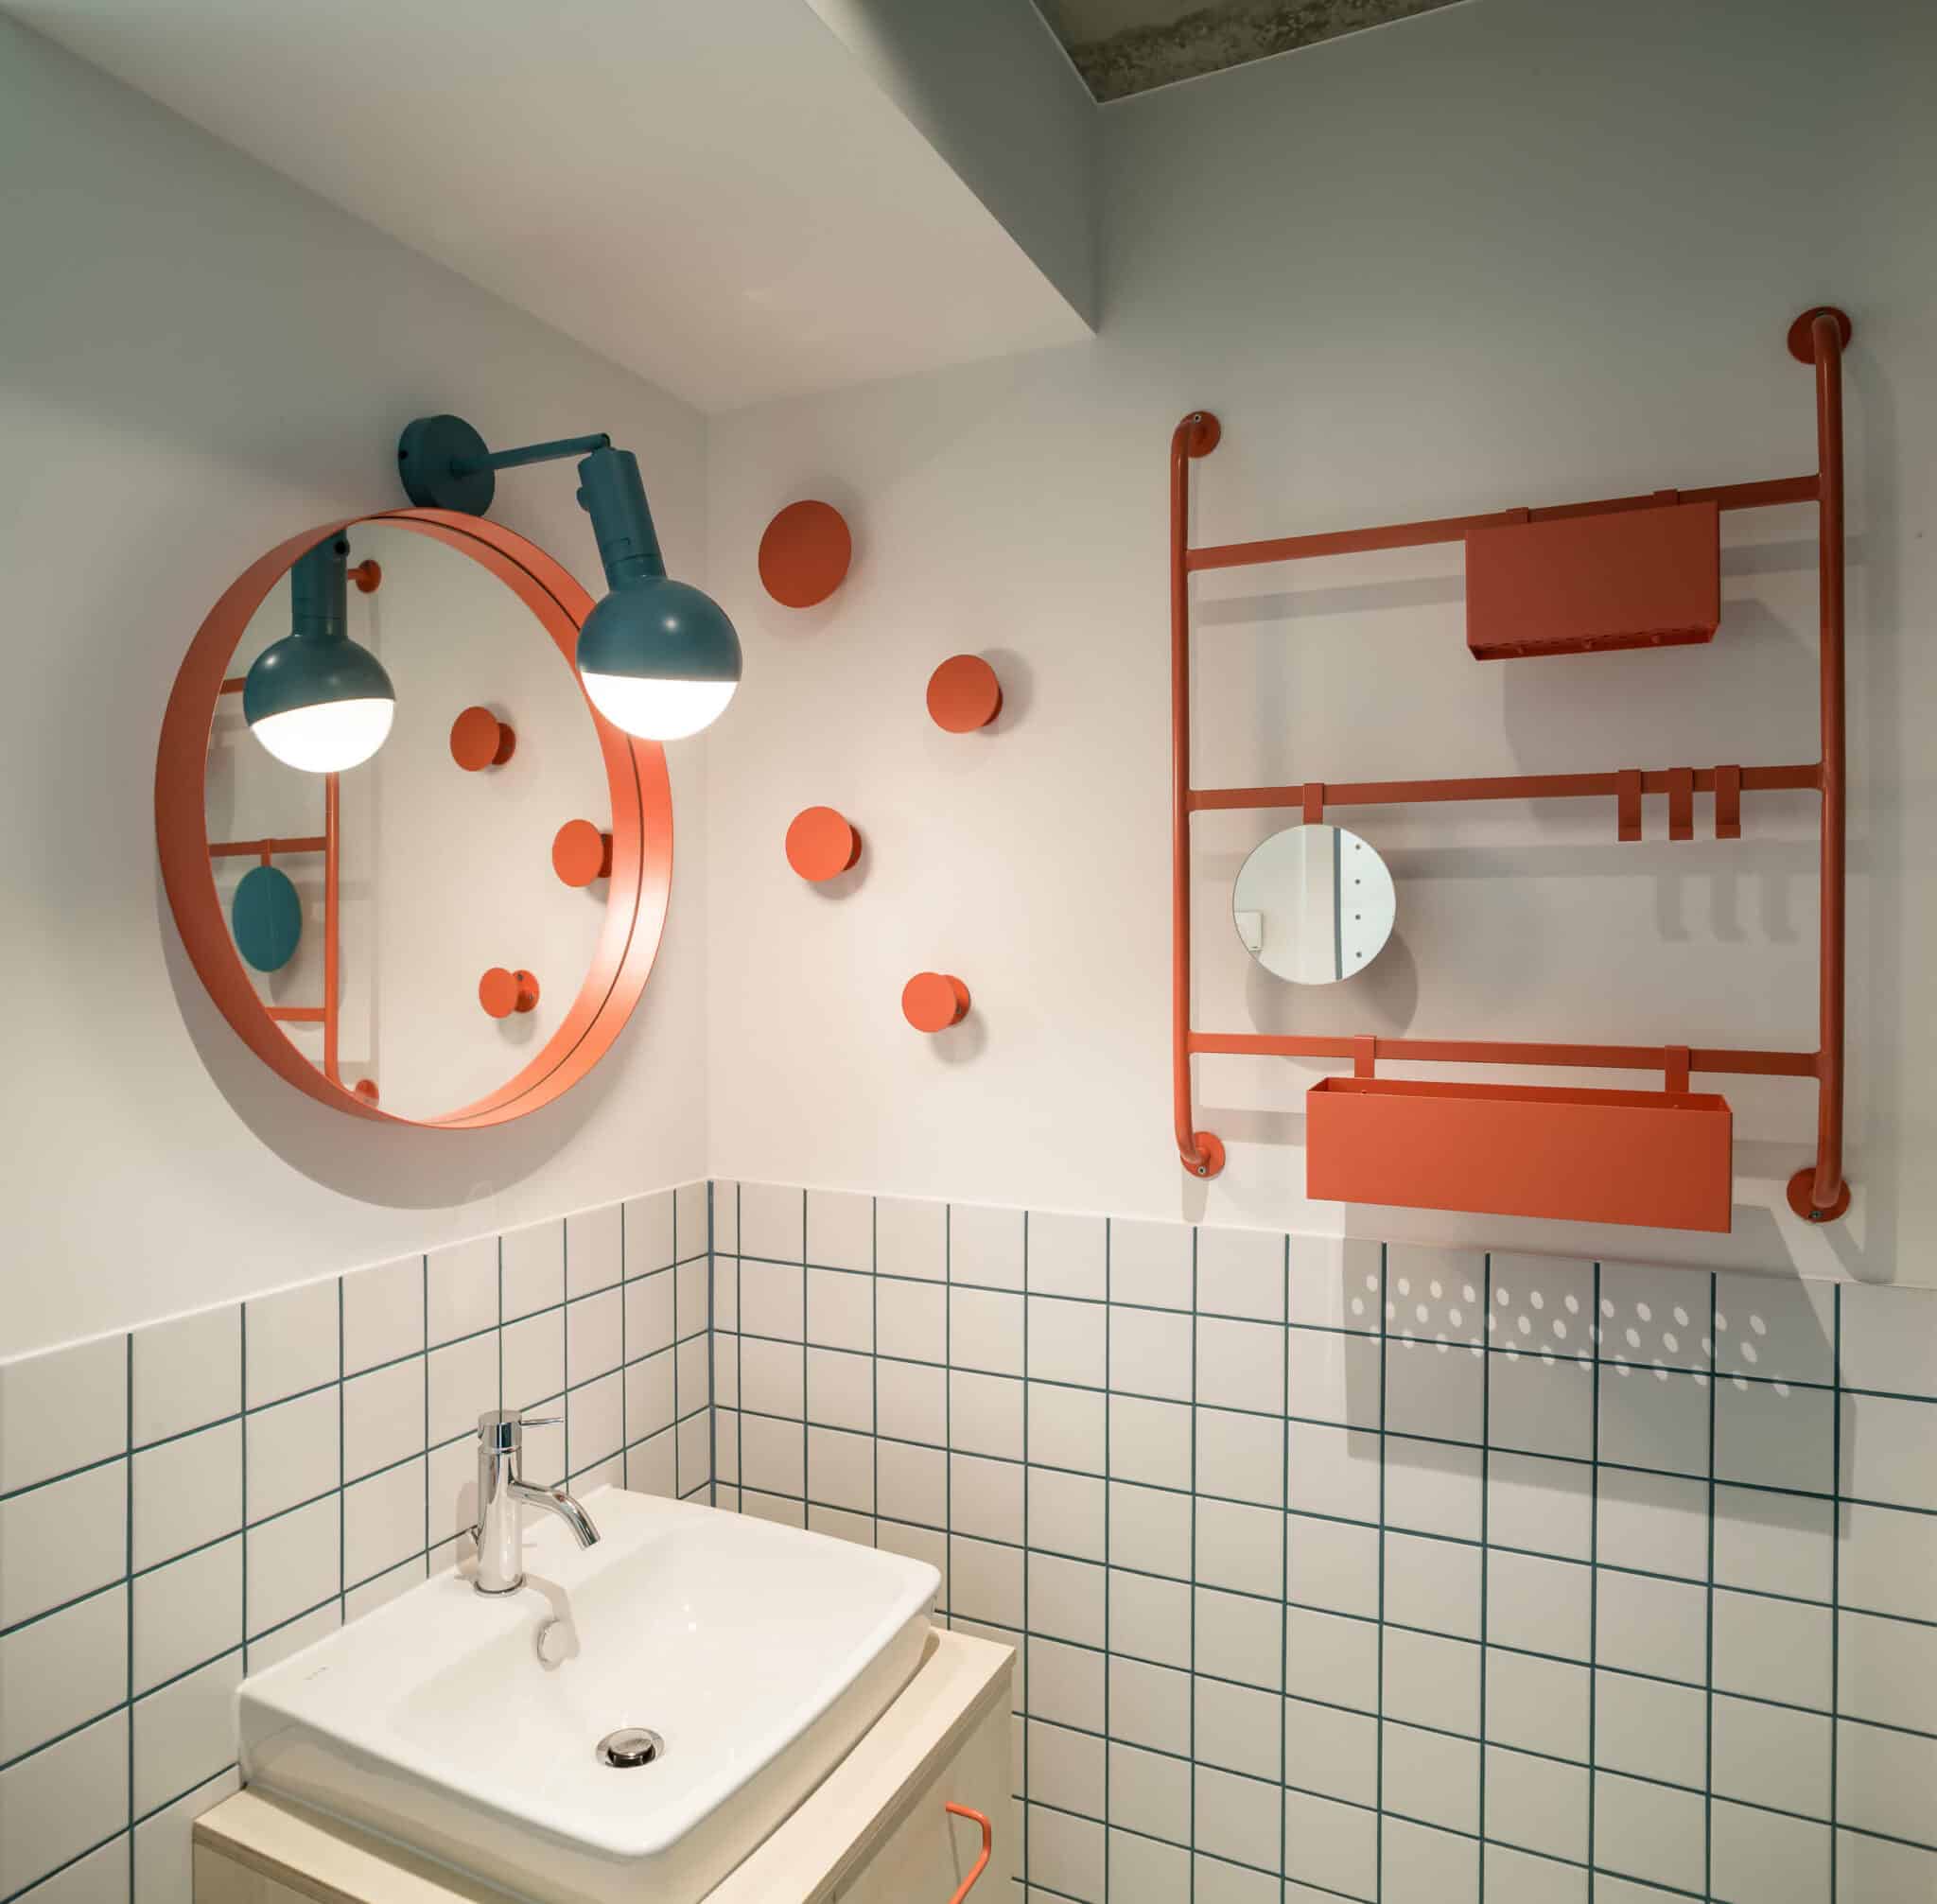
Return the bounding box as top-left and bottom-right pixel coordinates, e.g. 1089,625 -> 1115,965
14,0 -> 1092,412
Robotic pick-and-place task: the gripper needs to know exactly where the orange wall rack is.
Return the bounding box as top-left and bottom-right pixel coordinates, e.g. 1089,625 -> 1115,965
1168,306 -> 1854,1228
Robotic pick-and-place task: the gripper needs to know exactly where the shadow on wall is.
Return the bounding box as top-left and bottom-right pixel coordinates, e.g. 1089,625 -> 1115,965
156,868 -> 614,1208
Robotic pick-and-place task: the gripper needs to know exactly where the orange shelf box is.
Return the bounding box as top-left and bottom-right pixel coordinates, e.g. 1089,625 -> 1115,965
1465,500 -> 1720,659
1306,1075 -> 1734,1232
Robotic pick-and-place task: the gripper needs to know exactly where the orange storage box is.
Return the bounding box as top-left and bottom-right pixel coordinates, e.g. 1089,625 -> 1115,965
1306,1075 -> 1733,1232
1465,500 -> 1720,658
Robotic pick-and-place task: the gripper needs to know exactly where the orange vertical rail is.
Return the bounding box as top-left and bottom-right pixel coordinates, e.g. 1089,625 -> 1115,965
943,1804 -> 992,1902
1169,306 -> 1853,1221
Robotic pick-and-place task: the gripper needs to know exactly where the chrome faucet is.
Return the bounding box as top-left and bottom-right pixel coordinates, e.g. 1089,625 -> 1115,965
473,1408 -> 601,1595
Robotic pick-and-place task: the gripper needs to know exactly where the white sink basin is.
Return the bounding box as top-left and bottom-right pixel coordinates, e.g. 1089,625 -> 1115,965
237,1488 -> 940,1904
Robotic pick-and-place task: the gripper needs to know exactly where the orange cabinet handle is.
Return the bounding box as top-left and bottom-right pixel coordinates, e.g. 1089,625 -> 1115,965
943,1804 -> 991,1903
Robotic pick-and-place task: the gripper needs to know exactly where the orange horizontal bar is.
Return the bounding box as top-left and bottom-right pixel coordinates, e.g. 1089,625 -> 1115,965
1188,1032 -> 1818,1080
1190,762 -> 1820,813
266,1005 -> 325,1023
1186,473 -> 1819,572
219,677 -> 246,695
209,836 -> 327,857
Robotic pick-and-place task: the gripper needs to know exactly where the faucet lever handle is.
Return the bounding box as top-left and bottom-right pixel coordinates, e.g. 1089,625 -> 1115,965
518,1414 -> 562,1428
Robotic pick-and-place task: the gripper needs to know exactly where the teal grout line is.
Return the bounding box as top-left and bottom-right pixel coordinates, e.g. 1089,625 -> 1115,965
237,1304 -> 250,1671
1703,1270 -> 1718,1901
1279,1231 -> 1290,1895
1373,1240 -> 1387,1904
1477,1251 -> 1492,1885
1027,1211 -> 1038,1893
337,1277 -> 346,1624
123,1333 -> 134,1897
1830,1281 -> 1843,1903
1586,1260 -> 1601,1900
1186,1227 -> 1197,1904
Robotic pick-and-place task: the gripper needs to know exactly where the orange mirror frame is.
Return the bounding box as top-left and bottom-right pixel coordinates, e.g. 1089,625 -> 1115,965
155,507 -> 673,1127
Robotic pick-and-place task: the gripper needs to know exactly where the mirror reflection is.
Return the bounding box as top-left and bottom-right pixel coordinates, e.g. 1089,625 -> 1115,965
205,525 -> 611,1121
1231,822 -> 1396,985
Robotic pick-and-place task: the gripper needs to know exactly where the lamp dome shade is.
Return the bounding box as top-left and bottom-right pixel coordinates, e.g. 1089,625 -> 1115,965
243,631 -> 395,772
576,576 -> 742,742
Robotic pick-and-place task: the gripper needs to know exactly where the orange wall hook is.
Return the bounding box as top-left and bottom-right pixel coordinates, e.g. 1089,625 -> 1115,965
759,500 -> 852,608
351,1078 -> 380,1106
786,806 -> 862,882
552,818 -> 615,887
479,967 -> 540,1019
902,971 -> 969,1033
927,655 -> 1003,733
347,558 -> 382,594
450,706 -> 516,770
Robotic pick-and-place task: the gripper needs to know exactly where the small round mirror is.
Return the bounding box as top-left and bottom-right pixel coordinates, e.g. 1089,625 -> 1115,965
1231,823 -> 1396,985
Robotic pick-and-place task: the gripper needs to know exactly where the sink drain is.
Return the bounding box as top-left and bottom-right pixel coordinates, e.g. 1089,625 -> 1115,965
595,1727 -> 666,1769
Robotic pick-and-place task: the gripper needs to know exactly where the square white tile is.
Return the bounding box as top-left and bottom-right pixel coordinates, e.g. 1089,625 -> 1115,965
565,1287 -> 622,1385
1027,1211 -> 1106,1300
1489,1252 -> 1595,1356
426,1332 -> 497,1445
245,1386 -> 339,1524
341,1355 -> 424,1483
741,1415 -> 804,1497
673,1182 -> 708,1262
1030,1551 -> 1105,1648
425,1235 -> 497,1346
1714,1483 -> 1834,1602
1286,1326 -> 1381,1428
1597,1469 -> 1709,1581
1594,1568 -> 1706,1684
1841,1283 -> 1937,1396
1383,1436 -> 1483,1542
805,1347 -> 872,1433
1287,1513 -> 1380,1618
949,1371 -> 1022,1460
1286,1421 -> 1381,1524
1193,1763 -> 1278,1872
739,1260 -> 804,1342
805,1190 -> 872,1272
1108,1652 -> 1191,1749
807,1426 -> 874,1514
245,1494 -> 338,1637
0,1456 -> 126,1625
1195,1496 -> 1282,1598
1284,1604 -> 1378,1711
1593,1770 -> 1705,1895
1108,1480 -> 1191,1580
1482,1744 -> 1586,1863
1712,1692 -> 1830,1818
132,1535 -> 241,1695
1283,1693 -> 1374,1801
1031,1381 -> 1105,1474
340,1254 -> 423,1375
1841,1391 -> 1937,1510
1028,1295 -> 1106,1388
1486,1548 -> 1588,1660
621,1190 -> 675,1277
499,1310 -> 564,1412
1386,1245 -> 1485,1345
876,1278 -> 946,1364
1383,1625 -> 1480,1738
1384,1338 -> 1484,1442
1715,1375 -> 1834,1494
1595,1669 -> 1706,1788
1835,1717 -> 1937,1848
1839,1605 -> 1937,1735
0,1708 -> 128,1896
1108,1567 -> 1191,1669
0,1581 -> 125,1761
625,1351 -> 675,1441
1282,1787 -> 1378,1900
806,1268 -> 873,1354
1029,1467 -> 1105,1563
876,1441 -> 944,1527
499,1219 -> 565,1321
244,1280 -> 339,1407
1195,1406 -> 1282,1509
1197,1227 -> 1285,1321
738,1183 -> 804,1263
1598,1263 -> 1712,1370
1712,1587 -> 1832,1708
132,1649 -> 239,1814
1196,1316 -> 1283,1415
1486,1450 -> 1593,1562
0,1335 -> 126,1494
1107,1218 -> 1193,1311
1712,1798 -> 1831,1904
874,1196 -> 946,1282
1193,1584 -> 1280,1690
624,1270 -> 675,1359
1110,1305 -> 1191,1403
948,1535 -> 1022,1629
1597,1364 -> 1710,1476
944,1201 -> 1022,1289
567,1372 -> 623,1472
1488,1350 -> 1594,1459
132,1304 -> 240,1448
565,1203 -> 622,1298
131,1421 -> 236,1571
1714,1271 -> 1835,1384
1486,1649 -> 1588,1761
876,1359 -> 946,1447
1287,1236 -> 1382,1334
1382,1719 -> 1478,1833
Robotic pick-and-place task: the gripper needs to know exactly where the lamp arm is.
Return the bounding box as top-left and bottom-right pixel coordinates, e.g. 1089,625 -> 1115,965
453,432 -> 611,477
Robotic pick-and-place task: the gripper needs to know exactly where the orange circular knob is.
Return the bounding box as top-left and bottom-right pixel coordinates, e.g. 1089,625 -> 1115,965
450,706 -> 516,771
480,967 -> 540,1019
347,559 -> 382,594
552,819 -> 615,887
352,1078 -> 380,1106
902,971 -> 969,1033
926,655 -> 1003,733
786,806 -> 862,882
759,500 -> 852,608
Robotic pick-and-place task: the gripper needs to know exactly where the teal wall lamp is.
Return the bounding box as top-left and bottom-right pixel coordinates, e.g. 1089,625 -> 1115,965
243,535 -> 395,773
397,414 -> 742,742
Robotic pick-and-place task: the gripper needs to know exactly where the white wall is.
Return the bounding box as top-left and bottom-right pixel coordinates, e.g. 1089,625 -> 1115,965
704,0 -> 1935,1284
0,23 -> 711,1357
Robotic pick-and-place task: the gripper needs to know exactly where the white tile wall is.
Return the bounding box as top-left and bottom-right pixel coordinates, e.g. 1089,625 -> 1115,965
0,1182 -> 707,1904
711,1183 -> 1937,1904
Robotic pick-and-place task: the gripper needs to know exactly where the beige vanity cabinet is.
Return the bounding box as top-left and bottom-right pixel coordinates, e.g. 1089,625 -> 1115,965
195,1630 -> 1015,1904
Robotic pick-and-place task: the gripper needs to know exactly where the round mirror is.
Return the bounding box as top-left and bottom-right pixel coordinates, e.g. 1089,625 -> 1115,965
1231,823 -> 1396,985
158,511 -> 672,1127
